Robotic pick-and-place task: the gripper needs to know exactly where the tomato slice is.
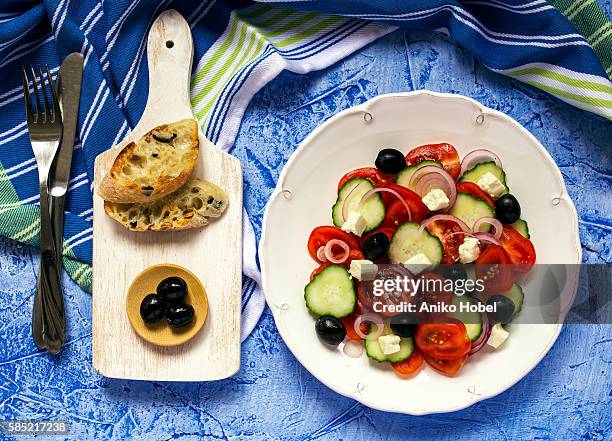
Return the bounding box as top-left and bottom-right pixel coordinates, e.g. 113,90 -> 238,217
424,353 -> 468,376
426,220 -> 463,264
310,262 -> 333,281
338,167 -> 391,190
383,201 -> 412,229
475,245 -> 514,293
499,225 -> 536,274
405,143 -> 461,180
415,323 -> 471,360
307,226 -> 361,263
341,304 -> 369,340
456,183 -> 495,209
381,184 -> 428,227
392,349 -> 425,378
346,249 -> 365,264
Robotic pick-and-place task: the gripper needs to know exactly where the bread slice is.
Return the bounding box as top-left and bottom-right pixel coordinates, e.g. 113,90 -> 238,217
98,119 -> 199,203
104,178 -> 228,231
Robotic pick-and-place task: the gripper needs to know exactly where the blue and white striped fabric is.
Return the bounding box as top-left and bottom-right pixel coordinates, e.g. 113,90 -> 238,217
0,0 -> 609,342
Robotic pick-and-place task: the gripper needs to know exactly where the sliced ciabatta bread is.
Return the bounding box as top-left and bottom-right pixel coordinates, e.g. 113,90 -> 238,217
104,178 -> 228,231
98,118 -> 199,203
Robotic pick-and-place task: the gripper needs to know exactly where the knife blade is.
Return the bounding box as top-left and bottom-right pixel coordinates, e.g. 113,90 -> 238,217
50,53 -> 83,264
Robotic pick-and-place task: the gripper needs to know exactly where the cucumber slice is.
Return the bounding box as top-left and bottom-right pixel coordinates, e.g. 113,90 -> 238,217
449,193 -> 495,232
500,284 -> 524,318
459,161 -> 509,195
365,325 -> 414,362
450,295 -> 483,341
304,265 -> 356,318
388,222 -> 443,264
332,178 -> 385,232
396,160 -> 443,188
511,219 -> 530,239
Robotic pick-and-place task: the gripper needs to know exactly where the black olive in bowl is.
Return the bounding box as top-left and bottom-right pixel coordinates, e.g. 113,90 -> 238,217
166,303 -> 195,328
157,276 -> 188,303
315,316 -> 346,346
140,293 -> 166,324
375,148 -> 406,174
495,194 -> 521,224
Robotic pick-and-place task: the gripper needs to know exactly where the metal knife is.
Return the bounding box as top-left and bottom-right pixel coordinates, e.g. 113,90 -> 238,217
50,53 -> 83,267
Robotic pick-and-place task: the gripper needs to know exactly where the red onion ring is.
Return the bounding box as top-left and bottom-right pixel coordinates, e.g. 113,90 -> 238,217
472,232 -> 501,246
342,339 -> 364,358
408,166 -> 457,208
473,217 -> 502,239
341,181 -> 366,222
419,214 -> 470,233
460,149 -> 503,177
354,313 -> 384,339
316,246 -> 328,262
468,299 -> 493,355
324,239 -> 350,264
360,188 -> 412,221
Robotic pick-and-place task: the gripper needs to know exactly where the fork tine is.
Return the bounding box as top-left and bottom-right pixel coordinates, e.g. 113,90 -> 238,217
38,67 -> 50,123
46,65 -> 61,122
21,66 -> 33,122
29,66 -> 41,122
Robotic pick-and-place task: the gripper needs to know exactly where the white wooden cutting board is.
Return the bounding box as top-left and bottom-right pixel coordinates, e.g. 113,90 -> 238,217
92,10 -> 242,381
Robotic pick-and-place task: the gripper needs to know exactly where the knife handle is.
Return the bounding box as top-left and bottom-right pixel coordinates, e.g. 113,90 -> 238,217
50,195 -> 66,269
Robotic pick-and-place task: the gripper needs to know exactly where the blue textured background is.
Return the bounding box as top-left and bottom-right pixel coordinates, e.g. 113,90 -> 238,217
1,15 -> 612,441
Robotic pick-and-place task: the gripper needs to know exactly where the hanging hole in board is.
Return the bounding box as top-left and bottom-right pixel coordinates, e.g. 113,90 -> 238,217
475,113 -> 485,125
552,197 -> 561,206
281,189 -> 292,200
363,112 -> 373,123
166,40 -> 174,48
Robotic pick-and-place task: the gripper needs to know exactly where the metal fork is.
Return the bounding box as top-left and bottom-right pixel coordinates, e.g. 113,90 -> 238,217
22,65 -> 65,354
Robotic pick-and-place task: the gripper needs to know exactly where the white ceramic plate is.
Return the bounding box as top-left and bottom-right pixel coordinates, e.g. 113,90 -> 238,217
259,91 -> 581,415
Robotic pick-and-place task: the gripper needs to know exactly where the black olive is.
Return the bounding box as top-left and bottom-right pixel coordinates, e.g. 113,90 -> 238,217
390,314 -> 418,337
315,316 -> 346,346
441,265 -> 468,283
140,293 -> 166,324
166,303 -> 195,328
486,295 -> 515,324
157,276 -> 188,303
375,148 -> 406,174
362,232 -> 390,261
495,194 -> 521,224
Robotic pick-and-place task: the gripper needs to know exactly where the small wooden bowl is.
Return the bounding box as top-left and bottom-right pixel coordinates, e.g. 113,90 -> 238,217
126,264 -> 208,347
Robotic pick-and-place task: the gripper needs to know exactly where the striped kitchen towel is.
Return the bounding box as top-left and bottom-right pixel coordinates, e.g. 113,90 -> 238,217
0,0 -> 610,342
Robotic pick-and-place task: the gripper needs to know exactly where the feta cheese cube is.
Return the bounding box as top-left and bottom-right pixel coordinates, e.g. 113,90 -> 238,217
476,172 -> 505,199
459,237 -> 481,263
403,253 -> 432,274
487,323 -> 510,349
340,211 -> 367,236
378,334 -> 401,355
349,259 -> 377,281
421,188 -> 450,211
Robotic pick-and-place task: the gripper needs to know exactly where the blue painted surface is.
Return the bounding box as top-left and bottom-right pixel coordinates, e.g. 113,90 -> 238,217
0,25 -> 611,441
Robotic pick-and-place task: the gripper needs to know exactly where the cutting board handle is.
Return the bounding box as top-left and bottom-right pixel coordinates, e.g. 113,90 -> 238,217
141,9 -> 194,122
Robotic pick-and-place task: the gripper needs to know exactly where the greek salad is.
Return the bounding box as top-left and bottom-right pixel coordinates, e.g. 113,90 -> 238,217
304,143 -> 536,377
